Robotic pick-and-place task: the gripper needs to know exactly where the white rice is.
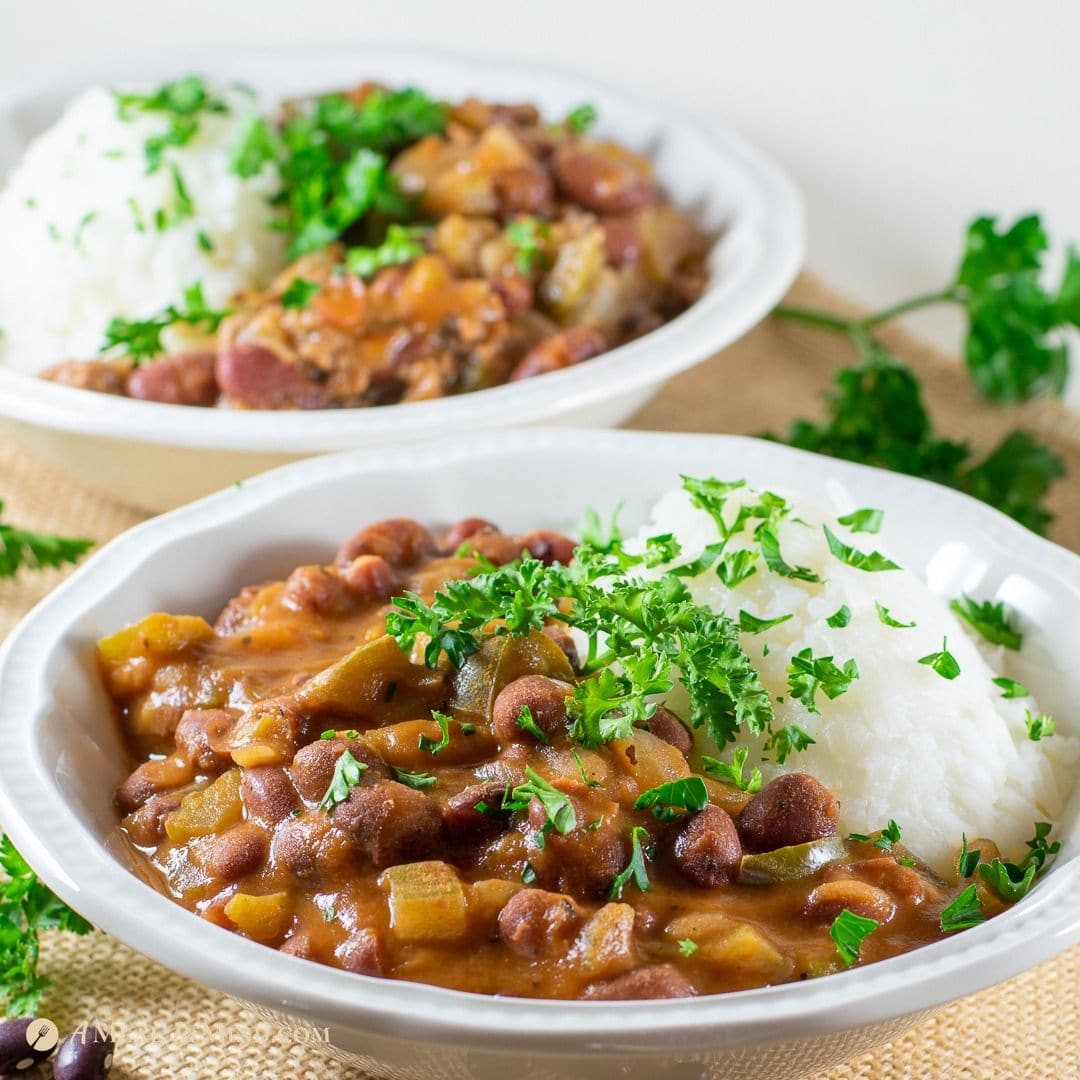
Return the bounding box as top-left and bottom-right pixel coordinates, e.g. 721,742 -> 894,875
626,484 -> 1078,872
0,84 -> 285,372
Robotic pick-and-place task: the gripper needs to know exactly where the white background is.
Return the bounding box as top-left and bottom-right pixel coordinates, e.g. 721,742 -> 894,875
3,0 -> 1078,394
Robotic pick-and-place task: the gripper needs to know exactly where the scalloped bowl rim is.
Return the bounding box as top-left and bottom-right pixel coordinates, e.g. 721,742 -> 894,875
0,45 -> 803,453
0,429 -> 1079,1057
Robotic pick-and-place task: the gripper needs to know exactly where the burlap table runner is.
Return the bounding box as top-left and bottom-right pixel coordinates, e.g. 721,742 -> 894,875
1,272 -> 1077,1079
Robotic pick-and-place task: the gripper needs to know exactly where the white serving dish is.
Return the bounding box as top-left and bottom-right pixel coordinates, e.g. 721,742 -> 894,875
0,46 -> 803,512
0,428 -> 1077,1080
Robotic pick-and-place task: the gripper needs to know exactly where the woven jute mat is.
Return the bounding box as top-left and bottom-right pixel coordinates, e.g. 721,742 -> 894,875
1,272 -> 1078,1079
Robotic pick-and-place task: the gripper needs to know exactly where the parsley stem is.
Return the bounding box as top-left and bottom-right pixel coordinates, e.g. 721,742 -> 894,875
859,288 -> 959,329
774,287 -> 958,337
771,304 -> 856,333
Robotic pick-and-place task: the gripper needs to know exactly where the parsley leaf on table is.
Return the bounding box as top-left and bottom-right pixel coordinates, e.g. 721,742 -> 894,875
0,502 -> 93,580
0,834 -> 93,1016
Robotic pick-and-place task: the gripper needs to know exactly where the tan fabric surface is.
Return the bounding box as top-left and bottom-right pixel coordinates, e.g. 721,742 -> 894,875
1,271 -> 1077,1078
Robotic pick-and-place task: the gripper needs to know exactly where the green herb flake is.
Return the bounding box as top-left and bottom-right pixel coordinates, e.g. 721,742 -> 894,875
837,508 -> 884,534
765,724 -> 815,764
830,909 -> 879,967
281,277 -> 320,310
939,884 -> 985,932
318,749 -> 369,811
848,819 -> 902,852
390,766 -> 437,790
823,525 -> 900,572
564,102 -> 598,133
992,676 -> 1030,699
875,601 -> 916,629
634,777 -> 709,821
345,224 -> 428,278
322,907 -> 337,923
738,609 -> 794,635
677,938 -> 699,958
826,604 -> 852,629
515,704 -> 549,743
1025,710 -> 1056,741
918,637 -> 961,680
521,862 -> 537,885
978,858 -> 1037,902
571,748 -> 601,789
957,834 -> 982,878
950,595 -> 1023,650
759,526 -> 821,583
787,647 -> 859,714
418,710 -> 452,755
0,501 -> 93,580
609,826 -> 651,899
505,216 -> 550,275
701,746 -> 762,793
504,767 -> 577,835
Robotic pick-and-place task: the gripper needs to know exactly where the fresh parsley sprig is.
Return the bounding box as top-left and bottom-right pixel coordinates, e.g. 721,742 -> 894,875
100,281 -> 229,364
0,834 -> 93,1016
950,595 -> 1022,650
0,503 -> 93,580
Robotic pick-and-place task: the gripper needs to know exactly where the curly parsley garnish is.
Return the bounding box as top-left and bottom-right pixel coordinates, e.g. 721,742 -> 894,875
0,835 -> 93,1016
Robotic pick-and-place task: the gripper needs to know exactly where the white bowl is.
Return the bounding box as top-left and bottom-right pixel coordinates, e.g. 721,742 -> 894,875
0,46 -> 803,512
0,428 -> 1078,1080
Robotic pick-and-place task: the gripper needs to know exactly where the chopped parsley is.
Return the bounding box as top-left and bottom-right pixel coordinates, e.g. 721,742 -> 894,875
1025,821 -> 1061,872
506,216 -> 550,275
918,637 -> 961,680
875,601 -> 916,629
717,549 -> 758,587
609,826 -> 651,899
701,746 -> 762,793
787,648 -> 859,714
826,604 -> 852,629
99,281 -> 229,363
345,224 -> 428,278
823,526 -> 900,572
738,609 -> 793,634
766,724 -> 816,764
280,277 -> 321,310
957,834 -> 982,878
634,777 -> 708,821
939,884 -> 984,932
848,819 -> 902,852
515,704 -> 549,743
758,526 -> 820,583
318,749 -> 368,811
564,102 -> 598,133
992,676 -> 1030,699
504,767 -> 577,835
677,938 -> 699,958
418,710 -> 453,755
322,906 -> 337,923
950,595 -> 1023,650
836,508 -> 884,534
390,766 -> 436,790
521,862 -> 538,885
0,502 -> 93,580
829,909 -> 878,967
571,748 -> 601,789
1025,710 -> 1055,741
978,858 -> 1037,902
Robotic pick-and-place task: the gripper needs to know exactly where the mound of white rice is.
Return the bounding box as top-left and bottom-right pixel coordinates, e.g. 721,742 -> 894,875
627,484 -> 1078,872
0,84 -> 285,372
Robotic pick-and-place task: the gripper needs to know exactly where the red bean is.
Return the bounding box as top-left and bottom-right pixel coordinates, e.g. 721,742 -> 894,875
126,351 -> 218,406
336,930 -> 384,976
443,781 -> 510,839
272,811 -> 355,879
509,327 -> 607,381
201,822 -> 268,881
580,965 -> 695,1000
282,565 -> 351,616
174,708 -> 236,773
467,532 -> 527,565
494,166 -> 554,216
124,793 -> 182,846
491,274 -> 535,316
216,344 -> 329,410
643,706 -> 693,757
443,517 -> 501,553
279,933 -> 317,960
554,147 -> 655,214
526,797 -> 627,899
115,757 -> 191,814
601,218 -> 644,267
332,780 -> 443,868
335,518 -> 436,569
290,738 -> 388,804
492,675 -> 572,744
803,879 -> 896,924
497,888 -> 580,958
339,555 -> 398,602
519,530 -> 576,566
672,805 -> 741,887
738,773 -> 840,853
241,766 -> 299,825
